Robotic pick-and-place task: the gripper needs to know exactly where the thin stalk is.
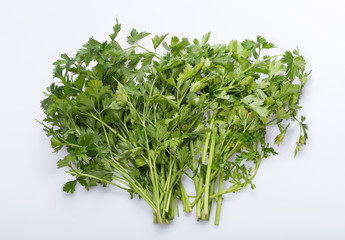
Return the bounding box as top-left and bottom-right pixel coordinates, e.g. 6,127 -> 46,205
140,76 -> 164,223
165,189 -> 173,213
196,110 -> 218,218
96,113 -> 158,214
169,194 -> 176,220
203,124 -> 218,216
179,181 -> 192,213
191,170 -> 218,207
190,140 -> 199,190
106,159 -> 157,211
206,179 -> 216,221
162,155 -> 175,216
136,44 -> 163,60
195,175 -> 204,219
122,46 -> 136,51
92,114 -> 159,211
210,183 -> 246,199
215,169 -> 224,225
66,171 -> 130,192
84,113 -> 128,143
161,164 -> 173,219
98,112 -> 114,160
111,176 -> 131,188
175,193 -> 180,217
255,48 -> 262,63
201,110 -> 218,165
144,132 -> 162,223
242,54 -> 283,74
196,200 -> 202,219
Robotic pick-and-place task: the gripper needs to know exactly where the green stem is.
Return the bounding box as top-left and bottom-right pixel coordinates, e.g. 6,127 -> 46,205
190,140 -> 199,191
122,46 -> 136,51
242,54 -> 283,74
144,133 -> 162,223
206,179 -> 216,221
210,183 -> 246,199
136,44 -> 163,60
111,176 -> 131,188
140,75 -> 164,223
175,193 -> 180,217
196,110 -> 218,219
196,198 -> 202,219
255,47 -> 262,63
203,124 -> 218,217
191,170 -> 218,207
164,189 -> 173,215
201,110 -> 218,165
67,171 -> 130,192
84,113 -> 128,143
107,159 -> 158,211
196,170 -> 206,218
162,160 -> 174,219
215,170 -> 224,225
98,113 -> 115,160
168,194 -> 176,220
180,181 -> 192,213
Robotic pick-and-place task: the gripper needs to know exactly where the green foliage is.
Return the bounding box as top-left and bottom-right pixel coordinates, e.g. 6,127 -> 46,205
281,49 -> 306,80
40,21 -> 310,225
127,29 -> 151,45
152,33 -> 168,50
241,95 -> 269,117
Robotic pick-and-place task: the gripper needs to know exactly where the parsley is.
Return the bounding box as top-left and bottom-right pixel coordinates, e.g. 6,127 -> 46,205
40,21 -> 310,225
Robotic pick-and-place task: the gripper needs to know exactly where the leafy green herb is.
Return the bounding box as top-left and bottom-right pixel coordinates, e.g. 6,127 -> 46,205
40,21 -> 310,225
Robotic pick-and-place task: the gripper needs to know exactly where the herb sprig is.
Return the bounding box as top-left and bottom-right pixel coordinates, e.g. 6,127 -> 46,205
40,20 -> 309,224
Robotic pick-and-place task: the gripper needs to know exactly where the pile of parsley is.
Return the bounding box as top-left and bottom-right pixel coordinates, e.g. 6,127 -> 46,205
40,21 -> 309,224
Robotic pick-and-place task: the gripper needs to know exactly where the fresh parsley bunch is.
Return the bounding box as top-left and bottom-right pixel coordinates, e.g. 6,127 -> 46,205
40,20 -> 309,224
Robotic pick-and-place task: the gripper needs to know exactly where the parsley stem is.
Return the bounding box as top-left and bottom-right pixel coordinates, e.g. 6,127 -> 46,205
242,54 -> 283,74
136,44 -> 163,60
66,171 -> 131,191
191,171 -> 218,207
203,124 -> 218,216
196,110 -> 218,218
123,46 -> 137,51
107,158 -> 158,212
141,74 -> 165,223
98,112 -> 115,160
190,140 -> 199,190
207,180 -> 216,220
111,176 -> 130,187
201,110 -> 218,165
215,170 -> 224,225
210,183 -> 246,198
180,181 -> 192,213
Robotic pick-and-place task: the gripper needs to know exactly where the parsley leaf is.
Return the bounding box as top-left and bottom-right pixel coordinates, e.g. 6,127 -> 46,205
241,95 -> 269,117
281,50 -> 306,80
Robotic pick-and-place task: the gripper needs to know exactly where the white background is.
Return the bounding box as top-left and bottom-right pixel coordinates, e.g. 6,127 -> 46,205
1,0 -> 344,239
